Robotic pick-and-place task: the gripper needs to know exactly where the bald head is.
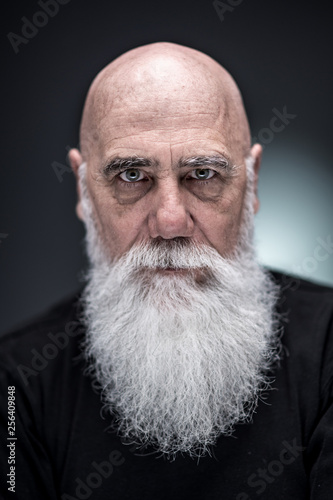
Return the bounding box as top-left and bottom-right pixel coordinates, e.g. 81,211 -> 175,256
79,42 -> 251,163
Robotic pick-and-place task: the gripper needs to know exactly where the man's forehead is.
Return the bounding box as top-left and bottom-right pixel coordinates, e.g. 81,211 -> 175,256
89,58 -> 224,129
94,120 -> 233,167
90,112 -> 242,170
91,76 -> 230,158
80,42 -> 251,161
96,99 -> 224,138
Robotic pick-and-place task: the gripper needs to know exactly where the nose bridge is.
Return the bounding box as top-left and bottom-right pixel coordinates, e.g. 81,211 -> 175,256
148,177 -> 193,239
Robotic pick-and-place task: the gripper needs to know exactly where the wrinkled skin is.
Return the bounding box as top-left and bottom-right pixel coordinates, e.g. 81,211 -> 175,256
69,42 -> 262,260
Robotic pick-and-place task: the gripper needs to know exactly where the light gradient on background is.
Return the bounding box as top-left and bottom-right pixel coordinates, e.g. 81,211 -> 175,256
255,142 -> 333,286
1,0 -> 332,336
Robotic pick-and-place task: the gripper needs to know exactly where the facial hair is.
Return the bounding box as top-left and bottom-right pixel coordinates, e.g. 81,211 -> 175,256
78,158 -> 281,459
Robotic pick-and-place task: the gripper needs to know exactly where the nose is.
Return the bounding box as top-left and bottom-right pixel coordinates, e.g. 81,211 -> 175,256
148,181 -> 194,239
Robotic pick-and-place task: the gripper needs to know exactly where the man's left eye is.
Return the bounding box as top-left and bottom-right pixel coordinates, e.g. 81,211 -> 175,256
119,169 -> 145,182
189,169 -> 215,180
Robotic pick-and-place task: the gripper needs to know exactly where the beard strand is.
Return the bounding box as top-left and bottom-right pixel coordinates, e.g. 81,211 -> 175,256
79,158 -> 282,459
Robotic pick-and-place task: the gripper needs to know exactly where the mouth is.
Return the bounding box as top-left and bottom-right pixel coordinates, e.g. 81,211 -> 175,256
156,267 -> 188,274
136,266 -> 212,286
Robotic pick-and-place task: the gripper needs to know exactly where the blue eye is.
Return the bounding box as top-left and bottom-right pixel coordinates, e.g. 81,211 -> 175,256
190,169 -> 215,180
119,169 -> 144,182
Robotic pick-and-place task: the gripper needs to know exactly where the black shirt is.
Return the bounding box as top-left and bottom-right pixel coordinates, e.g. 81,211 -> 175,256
1,272 -> 333,499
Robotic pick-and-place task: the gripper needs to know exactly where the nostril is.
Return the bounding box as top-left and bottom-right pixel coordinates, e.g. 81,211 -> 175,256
148,206 -> 194,240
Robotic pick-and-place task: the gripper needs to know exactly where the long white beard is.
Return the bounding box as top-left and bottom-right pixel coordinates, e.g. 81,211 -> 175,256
79,159 -> 281,459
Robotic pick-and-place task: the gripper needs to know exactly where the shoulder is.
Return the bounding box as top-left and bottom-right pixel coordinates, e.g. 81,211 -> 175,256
269,269 -> 333,322
0,291 -> 86,385
269,269 -> 333,395
269,268 -> 333,298
269,268 -> 333,339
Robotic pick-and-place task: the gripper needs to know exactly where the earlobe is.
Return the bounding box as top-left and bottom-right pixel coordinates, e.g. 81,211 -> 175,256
68,148 -> 85,221
76,202 -> 84,221
249,143 -> 262,215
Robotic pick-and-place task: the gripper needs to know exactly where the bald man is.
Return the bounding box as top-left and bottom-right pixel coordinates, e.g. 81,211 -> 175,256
1,43 -> 332,499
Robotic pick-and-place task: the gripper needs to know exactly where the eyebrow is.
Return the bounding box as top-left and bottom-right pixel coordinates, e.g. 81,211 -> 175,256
179,155 -> 237,175
102,154 -> 237,177
102,157 -> 156,177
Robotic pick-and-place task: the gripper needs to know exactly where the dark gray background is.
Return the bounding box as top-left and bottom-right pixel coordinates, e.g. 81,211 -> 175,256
1,0 -> 332,335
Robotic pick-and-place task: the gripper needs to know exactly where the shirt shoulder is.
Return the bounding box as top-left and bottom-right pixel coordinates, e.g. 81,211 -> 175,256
0,291 -> 85,383
269,269 -> 333,398
269,269 -> 333,322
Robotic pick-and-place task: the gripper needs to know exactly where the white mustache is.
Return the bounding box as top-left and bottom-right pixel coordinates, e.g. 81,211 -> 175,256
113,237 -> 233,271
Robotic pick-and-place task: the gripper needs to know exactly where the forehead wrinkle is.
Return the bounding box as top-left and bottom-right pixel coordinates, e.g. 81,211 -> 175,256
100,121 -> 229,149
96,101 -> 222,133
80,43 -> 251,162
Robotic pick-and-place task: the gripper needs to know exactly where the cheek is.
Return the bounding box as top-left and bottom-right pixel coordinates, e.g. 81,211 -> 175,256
93,196 -> 148,255
198,212 -> 240,250
195,187 -> 246,253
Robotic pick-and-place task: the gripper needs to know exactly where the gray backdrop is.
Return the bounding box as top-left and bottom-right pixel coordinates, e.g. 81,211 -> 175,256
1,0 -> 332,335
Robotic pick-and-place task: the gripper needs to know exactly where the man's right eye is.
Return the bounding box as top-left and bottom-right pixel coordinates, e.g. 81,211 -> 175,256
119,169 -> 145,182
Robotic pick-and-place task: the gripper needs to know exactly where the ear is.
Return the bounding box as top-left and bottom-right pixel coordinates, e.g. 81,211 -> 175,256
68,148 -> 84,221
249,143 -> 262,214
